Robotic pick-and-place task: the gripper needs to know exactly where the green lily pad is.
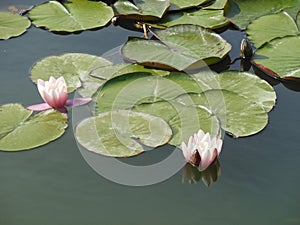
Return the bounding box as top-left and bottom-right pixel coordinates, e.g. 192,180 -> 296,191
192,70 -> 276,112
169,0 -> 210,11
75,110 -> 172,157
113,0 -> 170,20
297,11 -> 300,30
30,53 -> 112,96
203,0 -> 228,9
246,12 -> 299,48
225,0 -> 300,30
95,72 -> 202,113
0,104 -> 68,151
0,12 -> 30,40
94,70 -> 220,146
134,101 -> 220,146
0,103 -> 32,136
122,25 -> 231,70
87,64 -> 170,97
175,90 -> 268,137
252,36 -> 300,79
28,0 -> 114,32
90,63 -> 170,80
159,8 -> 229,30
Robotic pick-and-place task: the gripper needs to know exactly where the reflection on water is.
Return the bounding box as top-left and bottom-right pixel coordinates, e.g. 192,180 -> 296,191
0,1 -> 300,224
182,160 -> 221,186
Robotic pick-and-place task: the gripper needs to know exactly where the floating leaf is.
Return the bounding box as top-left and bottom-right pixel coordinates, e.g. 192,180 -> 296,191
0,103 -> 32,136
192,70 -> 276,112
0,104 -> 68,151
175,90 -> 268,137
134,101 -> 220,146
28,0 -> 114,32
0,12 -> 30,40
30,53 -> 112,96
94,70 -> 220,146
122,25 -> 231,70
95,72 -> 202,113
75,110 -> 172,157
169,0 -> 210,11
203,0 -> 228,9
297,11 -> 300,30
225,0 -> 300,30
90,63 -> 170,80
113,0 -> 170,20
252,36 -> 300,80
246,12 -> 299,48
159,8 -> 229,30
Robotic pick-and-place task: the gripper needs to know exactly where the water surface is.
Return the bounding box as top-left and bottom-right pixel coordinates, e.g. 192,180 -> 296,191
0,1 -> 299,224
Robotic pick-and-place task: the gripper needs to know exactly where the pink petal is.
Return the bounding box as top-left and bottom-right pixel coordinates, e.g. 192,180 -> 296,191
43,89 -> 56,108
199,149 -> 218,171
181,142 -> 190,162
66,98 -> 92,107
27,103 -> 52,111
37,79 -> 46,102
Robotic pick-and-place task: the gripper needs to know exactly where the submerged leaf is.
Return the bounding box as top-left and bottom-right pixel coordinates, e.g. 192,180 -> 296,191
75,110 -> 172,157
29,0 -> 114,32
0,104 -> 68,151
0,12 -> 30,39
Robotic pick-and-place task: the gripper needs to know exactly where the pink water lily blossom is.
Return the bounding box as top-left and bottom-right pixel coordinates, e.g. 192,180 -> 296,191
181,130 -> 223,171
27,76 -> 91,111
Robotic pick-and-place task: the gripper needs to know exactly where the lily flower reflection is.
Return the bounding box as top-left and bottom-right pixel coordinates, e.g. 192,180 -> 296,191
182,160 -> 221,187
27,76 -> 91,112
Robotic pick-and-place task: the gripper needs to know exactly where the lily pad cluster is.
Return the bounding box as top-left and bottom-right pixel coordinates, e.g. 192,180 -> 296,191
1,0 -> 288,162
75,61 -> 275,157
224,0 -> 300,83
248,12 -> 300,81
0,46 -> 275,154
0,0 -> 230,39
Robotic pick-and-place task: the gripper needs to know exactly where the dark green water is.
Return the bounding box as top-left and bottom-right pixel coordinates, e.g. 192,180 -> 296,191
0,1 -> 300,224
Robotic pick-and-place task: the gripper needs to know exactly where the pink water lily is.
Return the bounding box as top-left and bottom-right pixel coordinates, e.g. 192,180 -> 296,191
181,129 -> 223,171
27,76 -> 91,111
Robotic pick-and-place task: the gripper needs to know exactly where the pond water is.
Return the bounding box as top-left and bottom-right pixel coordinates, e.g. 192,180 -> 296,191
0,1 -> 300,224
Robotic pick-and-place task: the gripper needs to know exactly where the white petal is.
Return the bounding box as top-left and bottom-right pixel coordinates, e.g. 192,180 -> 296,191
197,129 -> 205,139
37,79 -> 46,101
201,132 -> 211,143
57,76 -> 66,85
181,142 -> 190,162
49,76 -> 56,84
